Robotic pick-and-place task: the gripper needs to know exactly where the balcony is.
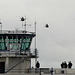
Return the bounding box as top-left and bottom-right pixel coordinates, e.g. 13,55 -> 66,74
0,49 -> 38,58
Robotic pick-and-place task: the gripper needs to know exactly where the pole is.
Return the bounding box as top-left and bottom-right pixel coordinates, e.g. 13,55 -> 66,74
40,68 -> 41,75
35,21 -> 37,68
25,16 -> 26,33
1,23 -> 2,33
0,22 -> 2,33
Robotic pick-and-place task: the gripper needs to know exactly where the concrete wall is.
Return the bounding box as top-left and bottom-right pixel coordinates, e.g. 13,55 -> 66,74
0,57 -> 31,73
8,57 -> 31,70
53,68 -> 75,74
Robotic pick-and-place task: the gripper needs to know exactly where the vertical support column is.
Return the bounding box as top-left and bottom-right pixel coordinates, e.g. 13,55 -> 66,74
2,37 -> 3,50
6,36 -> 9,50
30,58 -> 31,73
6,57 -> 9,71
25,37 -> 27,51
21,57 -> 25,74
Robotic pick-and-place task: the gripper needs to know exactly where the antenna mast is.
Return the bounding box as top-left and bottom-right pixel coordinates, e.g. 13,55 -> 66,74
24,16 -> 26,32
0,20 -> 2,33
21,16 -> 26,33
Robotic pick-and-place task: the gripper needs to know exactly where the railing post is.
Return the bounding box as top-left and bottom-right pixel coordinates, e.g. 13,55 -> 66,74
40,68 -> 41,75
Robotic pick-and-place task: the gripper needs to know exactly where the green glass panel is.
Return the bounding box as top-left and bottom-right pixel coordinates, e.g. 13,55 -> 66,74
15,45 -> 18,50
27,38 -> 30,42
19,45 -> 21,49
1,39 -> 5,50
20,39 -> 22,43
23,39 -> 25,42
26,43 -> 29,48
2,43 -> 5,50
2,39 -> 4,43
26,38 -> 30,49
5,39 -> 9,43
22,43 -> 25,50
23,43 -> 25,50
9,39 -> 13,43
14,39 -> 16,43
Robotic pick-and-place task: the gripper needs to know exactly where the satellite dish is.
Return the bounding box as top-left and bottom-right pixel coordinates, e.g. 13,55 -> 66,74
45,24 -> 49,28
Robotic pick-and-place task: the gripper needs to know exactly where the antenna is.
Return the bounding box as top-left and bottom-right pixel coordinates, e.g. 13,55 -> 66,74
24,16 -> 26,32
21,16 -> 26,32
21,16 -> 31,33
0,20 -> 2,33
21,17 -> 25,30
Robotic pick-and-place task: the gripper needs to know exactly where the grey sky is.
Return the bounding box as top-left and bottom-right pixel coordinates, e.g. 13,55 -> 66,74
0,0 -> 75,68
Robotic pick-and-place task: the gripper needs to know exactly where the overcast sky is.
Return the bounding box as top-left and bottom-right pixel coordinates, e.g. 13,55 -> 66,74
0,0 -> 75,68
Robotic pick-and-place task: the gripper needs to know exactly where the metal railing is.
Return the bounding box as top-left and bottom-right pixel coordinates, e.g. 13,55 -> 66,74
5,68 -> 41,74
1,68 -> 75,74
0,49 -> 38,57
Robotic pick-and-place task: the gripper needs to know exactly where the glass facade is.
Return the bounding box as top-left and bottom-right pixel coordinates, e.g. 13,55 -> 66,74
0,37 -> 31,50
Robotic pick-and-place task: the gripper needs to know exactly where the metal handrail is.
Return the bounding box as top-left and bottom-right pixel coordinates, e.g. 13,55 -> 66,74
0,49 -> 38,57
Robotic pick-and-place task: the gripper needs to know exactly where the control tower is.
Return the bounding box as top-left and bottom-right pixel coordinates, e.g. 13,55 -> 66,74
0,30 -> 37,73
